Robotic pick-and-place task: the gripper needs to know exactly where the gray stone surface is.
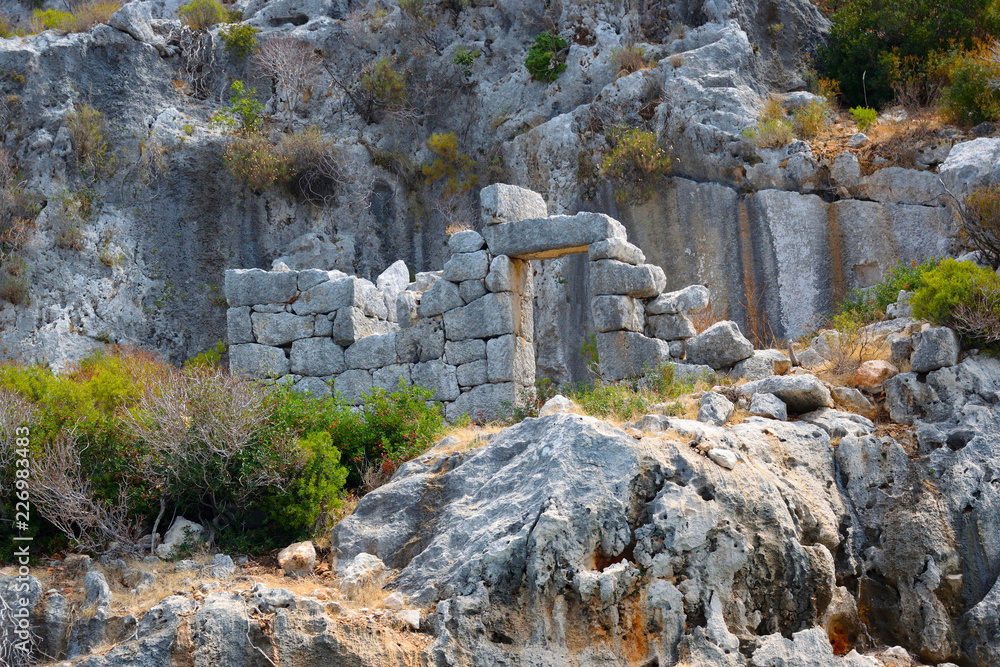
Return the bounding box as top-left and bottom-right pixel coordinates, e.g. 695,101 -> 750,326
230,344 -> 289,379
646,285 -> 711,314
290,337 -> 345,376
832,386 -> 875,418
443,250 -> 489,282
298,268 -> 336,292
443,293 -> 519,341
685,321 -> 755,369
588,238 -> 645,265
597,331 -> 671,381
486,335 -> 534,385
698,392 -> 734,426
294,276 -> 387,318
333,369 -> 373,405
225,269 -> 298,308
396,291 -> 420,328
591,295 -> 644,333
226,306 -> 253,345
480,183 -> 548,226
482,213 -> 626,259
749,392 -> 787,420
448,230 -> 485,253
372,364 -> 412,393
445,339 -> 486,366
456,360 -> 488,387
647,313 -> 696,341
293,376 -> 332,399
589,260 -> 667,299
419,279 -> 463,317
411,360 -> 460,402
377,260 -> 410,322
458,279 -> 487,304
730,349 -> 792,381
345,333 -> 398,370
331,307 -> 387,346
911,326 -> 960,373
251,312 -> 313,346
445,382 -> 519,422
395,318 -> 445,364
739,374 -> 834,413
484,255 -> 529,294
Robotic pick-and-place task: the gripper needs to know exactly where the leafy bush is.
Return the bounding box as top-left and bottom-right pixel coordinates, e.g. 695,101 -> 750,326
938,47 -> 1000,126
819,0 -> 1000,108
67,103 -> 112,179
835,257 -> 940,324
961,185 -> 1000,267
34,9 -> 74,31
742,97 -> 793,148
261,430 -> 347,536
224,131 -> 291,192
214,80 -> 265,133
179,0 -> 226,30
453,46 -> 480,78
600,127 -> 672,204
526,30 -> 568,82
910,259 -> 1000,344
219,23 -> 259,60
850,106 -> 877,131
422,132 -> 478,196
793,99 -> 831,138
357,57 -> 407,122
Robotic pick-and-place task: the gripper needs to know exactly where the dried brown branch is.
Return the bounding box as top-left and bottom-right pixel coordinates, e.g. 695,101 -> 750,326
254,37 -> 322,128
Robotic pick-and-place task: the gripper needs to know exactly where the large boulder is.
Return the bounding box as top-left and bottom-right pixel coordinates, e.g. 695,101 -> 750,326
910,327 -> 960,373
277,541 -> 316,578
685,321 -> 755,369
740,374 -> 834,414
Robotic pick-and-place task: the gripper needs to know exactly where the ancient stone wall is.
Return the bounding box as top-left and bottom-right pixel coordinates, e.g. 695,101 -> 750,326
225,184 -> 710,420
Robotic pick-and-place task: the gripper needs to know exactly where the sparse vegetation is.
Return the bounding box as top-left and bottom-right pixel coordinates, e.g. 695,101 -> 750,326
742,97 -> 794,148
0,274 -> 28,305
850,106 -> 877,131
835,257 -> 940,325
67,103 -> 112,179
253,37 -> 322,127
600,126 -> 672,204
219,23 -> 259,61
31,1 -> 121,33
179,0 -> 227,30
611,43 -> 652,78
526,30 -> 568,82
422,132 -> 478,196
453,46 -> 480,78
792,98 -> 831,138
960,185 -> 1000,268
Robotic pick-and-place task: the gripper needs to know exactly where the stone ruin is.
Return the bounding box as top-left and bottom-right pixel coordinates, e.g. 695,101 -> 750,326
225,184 -> 739,421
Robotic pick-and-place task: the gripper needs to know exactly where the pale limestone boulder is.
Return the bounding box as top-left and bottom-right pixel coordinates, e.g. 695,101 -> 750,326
251,312 -> 314,346
345,333 -> 398,370
647,313 -> 696,341
448,229 -> 485,253
290,337 -> 345,376
227,306 -> 253,345
443,293 -> 518,341
411,360 -> 460,401
482,213 -> 626,259
588,238 -> 645,265
597,331 -> 671,381
591,295 -> 644,333
230,344 -> 289,379
685,321 -> 754,370
278,541 -> 316,578
486,334 -> 534,385
749,393 -> 787,420
479,183 -> 548,226
419,279 -> 463,317
645,285 -> 711,315
589,260 -> 667,299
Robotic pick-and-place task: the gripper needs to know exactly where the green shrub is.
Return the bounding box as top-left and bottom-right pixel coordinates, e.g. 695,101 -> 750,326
179,0 -> 226,29
910,258 -> 1000,332
819,0 -> 1000,108
185,341 -> 226,369
850,106 -> 877,131
219,23 -> 259,60
453,46 -> 480,78
214,80 -> 265,133
261,430 -> 347,536
422,131 -> 478,196
357,57 -> 407,122
600,127 -> 672,204
525,30 -> 568,82
34,9 -> 74,31
938,47 -> 1000,127
835,257 -> 940,324
742,97 -> 793,148
793,99 -> 831,139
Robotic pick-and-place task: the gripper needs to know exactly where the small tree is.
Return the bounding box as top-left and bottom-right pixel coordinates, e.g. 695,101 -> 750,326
254,37 -> 322,128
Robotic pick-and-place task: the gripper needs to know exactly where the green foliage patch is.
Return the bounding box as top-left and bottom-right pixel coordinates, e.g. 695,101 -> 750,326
526,30 -> 568,82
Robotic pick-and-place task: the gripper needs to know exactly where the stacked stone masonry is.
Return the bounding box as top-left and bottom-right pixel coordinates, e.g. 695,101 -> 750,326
226,184 -> 738,420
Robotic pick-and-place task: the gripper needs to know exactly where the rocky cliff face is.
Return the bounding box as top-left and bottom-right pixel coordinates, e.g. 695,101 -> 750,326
0,0 -> 981,379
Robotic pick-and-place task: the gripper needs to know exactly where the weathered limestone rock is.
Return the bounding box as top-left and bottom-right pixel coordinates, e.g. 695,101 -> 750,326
290,337 -> 345,376
911,327 -> 960,373
646,285 -> 711,314
751,627 -> 877,666
227,306 -> 253,345
411,360 -> 460,401
443,293 -> 519,341
749,393 -> 788,420
294,377 -> 331,399
456,360 -> 488,387
251,312 -> 313,346
298,268 -> 338,292
225,269 -> 298,307
484,255 -> 530,294
480,183 -> 548,226
339,553 -> 388,600
448,229 -> 485,253
443,250 -> 489,282
230,344 -> 289,379
294,276 -> 386,318
647,313 -> 696,341
588,238 -> 645,265
345,333 -> 397,370
730,349 -> 791,381
372,364 -> 411,393
850,359 -> 898,388
589,260 -> 667,298
459,279 -> 487,304
396,291 -> 420,328
376,260 -> 410,321
331,307 -> 386,346
155,518 -> 206,559
831,386 -> 876,419
597,331 -> 671,381
685,321 -> 755,369
708,448 -> 738,469
486,335 -> 534,385
591,295 -> 645,333
314,314 -> 333,337
333,369 -> 373,405
396,318 -> 445,363
445,339 -> 486,366
277,541 -> 316,578
445,382 -> 519,422
698,392 -> 734,426
419,279 -> 463,317
740,374 -> 834,413
800,408 -> 874,439
482,213 -> 626,259
538,394 -> 579,417
84,571 -> 113,607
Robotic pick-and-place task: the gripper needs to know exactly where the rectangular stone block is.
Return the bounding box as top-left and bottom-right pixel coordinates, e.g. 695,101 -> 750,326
445,382 -> 521,423
397,291 -> 420,328
589,260 -> 667,298
459,279 -> 487,304
591,296 -> 644,333
646,285 -> 711,314
230,343 -> 289,379
290,337 -> 345,376
596,331 -> 671,381
346,332 -> 398,369
647,313 -> 696,341
480,183 -> 548,226
334,369 -> 373,405
373,364 -> 412,393
588,239 -> 645,265
332,307 -> 388,346
251,312 -> 314,346
445,339 -> 486,366
443,250 -> 489,282
486,334 -> 534,385
419,279 -> 463,317
411,360 -> 460,401
481,212 -> 627,259
484,255 -> 531,295
443,293 -> 519,341
225,268 -> 298,307
456,359 -> 488,387
293,276 -> 387,318
314,314 -> 333,337
396,318 -> 445,363
227,306 -> 253,344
